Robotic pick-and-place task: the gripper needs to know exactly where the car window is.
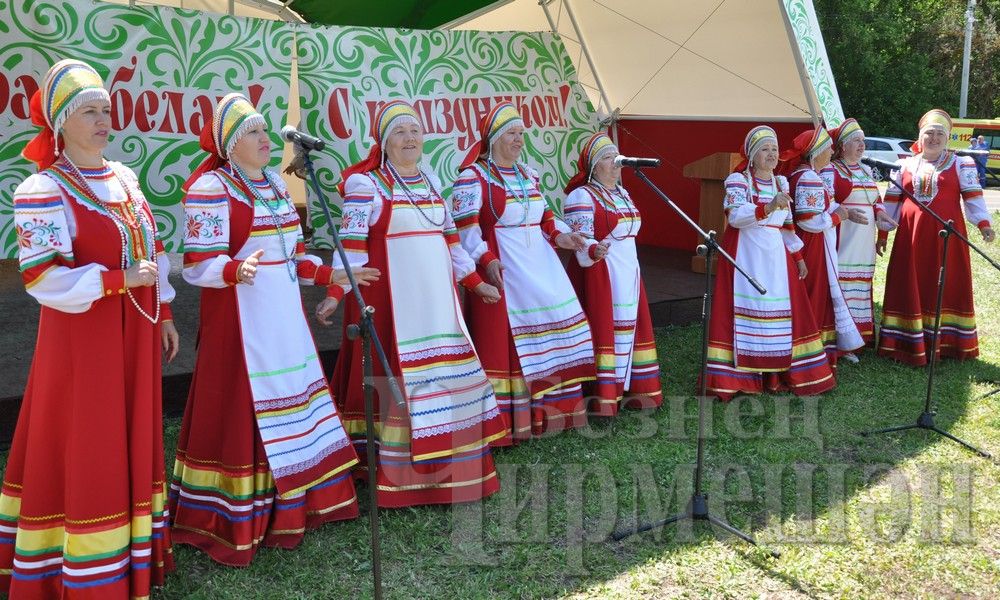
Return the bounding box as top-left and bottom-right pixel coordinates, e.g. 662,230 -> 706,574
866,140 -> 891,151
893,140 -> 913,152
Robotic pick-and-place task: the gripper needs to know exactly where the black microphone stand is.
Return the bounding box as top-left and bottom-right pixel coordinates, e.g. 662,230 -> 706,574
300,148 -> 406,600
860,158 -> 1000,460
611,167 -> 779,558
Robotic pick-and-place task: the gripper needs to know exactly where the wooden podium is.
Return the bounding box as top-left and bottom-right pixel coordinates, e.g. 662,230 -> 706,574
683,152 -> 742,273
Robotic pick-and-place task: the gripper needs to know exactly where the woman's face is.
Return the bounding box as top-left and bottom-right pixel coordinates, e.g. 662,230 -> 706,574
752,140 -> 779,171
592,153 -> 621,186
61,99 -> 112,154
841,134 -> 866,163
812,145 -> 833,169
492,125 -> 525,165
920,127 -> 947,157
384,120 -> 423,167
230,123 -> 271,173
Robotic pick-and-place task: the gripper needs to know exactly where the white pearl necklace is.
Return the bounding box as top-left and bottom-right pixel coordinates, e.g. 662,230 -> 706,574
384,162 -> 445,227
230,164 -> 297,282
589,182 -> 638,241
836,160 -> 876,206
60,158 -> 160,324
488,160 -> 531,226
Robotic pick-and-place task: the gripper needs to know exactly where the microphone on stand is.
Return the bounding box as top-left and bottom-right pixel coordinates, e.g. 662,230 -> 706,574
862,151 -> 989,174
280,125 -> 327,152
955,149 -> 990,157
860,156 -> 900,174
614,155 -> 661,168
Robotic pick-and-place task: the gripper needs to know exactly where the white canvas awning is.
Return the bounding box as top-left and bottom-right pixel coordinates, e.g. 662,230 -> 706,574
106,0 -> 826,124
448,0 -> 818,123
99,0 -> 832,203
104,0 -> 302,21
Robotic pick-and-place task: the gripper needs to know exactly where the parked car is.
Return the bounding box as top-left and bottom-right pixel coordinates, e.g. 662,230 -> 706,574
863,137 -> 914,180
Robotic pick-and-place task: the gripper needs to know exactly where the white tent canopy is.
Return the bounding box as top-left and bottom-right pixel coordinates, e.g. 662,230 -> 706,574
106,0 -> 301,22
449,0 -> 818,122
102,0 -> 833,202
111,0 -> 826,124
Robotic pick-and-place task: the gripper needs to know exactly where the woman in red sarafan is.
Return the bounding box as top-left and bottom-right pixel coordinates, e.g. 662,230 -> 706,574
1,59 -> 178,598
169,93 -> 376,566
703,126 -> 835,401
451,102 -> 595,443
318,100 -> 507,508
784,126 -> 866,369
561,132 -> 662,416
877,109 -> 995,365
821,118 -> 898,351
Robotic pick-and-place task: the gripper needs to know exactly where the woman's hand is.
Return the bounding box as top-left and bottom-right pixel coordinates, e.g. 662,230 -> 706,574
485,259 -> 504,291
796,259 -> 808,280
847,208 -> 870,225
767,192 -> 791,214
875,238 -> 888,257
125,259 -> 158,288
161,320 -> 179,363
592,242 -> 609,260
555,232 -> 588,251
474,282 -> 501,304
875,212 -> 898,231
332,266 -> 381,287
315,297 -> 339,326
237,249 -> 265,285
834,205 -> 850,222
982,226 -> 996,243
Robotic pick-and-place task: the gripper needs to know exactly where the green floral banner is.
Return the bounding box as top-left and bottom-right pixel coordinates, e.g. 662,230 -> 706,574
0,0 -> 293,258
295,25 -> 599,248
783,0 -> 845,127
1,3 -> 599,256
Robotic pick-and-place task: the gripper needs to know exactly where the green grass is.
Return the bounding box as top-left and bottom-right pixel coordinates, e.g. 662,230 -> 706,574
6,221 -> 1000,599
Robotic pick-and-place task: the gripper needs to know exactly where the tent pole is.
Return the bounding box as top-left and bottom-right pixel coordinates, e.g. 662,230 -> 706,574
777,0 -> 821,126
561,0 -> 613,117
539,0 -> 559,37
541,0 -> 616,140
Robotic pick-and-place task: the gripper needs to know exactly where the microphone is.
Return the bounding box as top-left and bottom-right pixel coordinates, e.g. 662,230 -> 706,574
860,156 -> 900,174
614,155 -> 661,168
280,125 -> 326,151
955,149 -> 990,157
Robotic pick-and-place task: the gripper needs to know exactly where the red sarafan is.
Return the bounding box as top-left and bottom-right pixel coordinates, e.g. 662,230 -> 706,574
702,125 -> 835,401
169,93 -> 360,567
2,58 -> 177,599
328,99 -> 507,508
563,132 -> 663,417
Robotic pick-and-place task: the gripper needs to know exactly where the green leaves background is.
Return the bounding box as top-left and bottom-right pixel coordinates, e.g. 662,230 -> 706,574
0,0 -> 596,256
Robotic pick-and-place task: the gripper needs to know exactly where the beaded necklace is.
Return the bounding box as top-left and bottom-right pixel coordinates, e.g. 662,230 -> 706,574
230,163 -> 297,282
748,170 -> 779,216
58,157 -> 160,324
384,162 -> 446,227
486,160 -> 530,226
588,182 -> 637,241
835,160 -> 876,206
912,151 -> 949,203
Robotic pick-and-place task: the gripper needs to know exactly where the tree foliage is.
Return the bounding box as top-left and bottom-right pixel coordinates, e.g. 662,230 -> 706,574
815,0 -> 1000,137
